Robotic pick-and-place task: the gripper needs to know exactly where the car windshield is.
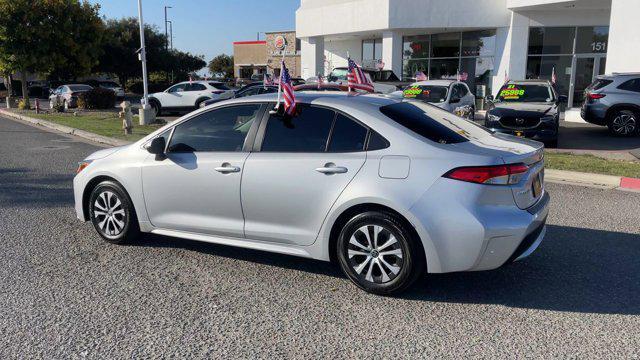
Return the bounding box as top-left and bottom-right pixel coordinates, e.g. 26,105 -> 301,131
380,101 -> 491,144
69,85 -> 92,91
369,70 -> 400,82
403,85 -> 449,103
329,69 -> 349,81
497,84 -> 554,103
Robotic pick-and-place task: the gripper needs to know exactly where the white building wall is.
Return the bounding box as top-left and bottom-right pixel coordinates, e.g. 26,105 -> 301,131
323,39 -> 363,72
606,0 -> 640,73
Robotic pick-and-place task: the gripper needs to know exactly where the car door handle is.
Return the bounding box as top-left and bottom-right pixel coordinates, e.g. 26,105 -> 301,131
315,163 -> 348,175
215,163 -> 241,173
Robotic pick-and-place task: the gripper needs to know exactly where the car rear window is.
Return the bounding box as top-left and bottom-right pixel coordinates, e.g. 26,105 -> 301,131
69,85 -> 92,91
380,101 -> 490,144
587,79 -> 613,91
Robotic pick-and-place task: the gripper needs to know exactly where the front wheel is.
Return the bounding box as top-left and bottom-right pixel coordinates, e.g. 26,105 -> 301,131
608,109 -> 639,137
89,181 -> 140,244
336,211 -> 425,295
149,100 -> 161,116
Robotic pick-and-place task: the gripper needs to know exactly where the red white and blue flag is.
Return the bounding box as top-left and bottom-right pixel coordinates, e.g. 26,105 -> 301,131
347,58 -> 374,93
280,61 -> 297,115
415,71 -> 428,81
551,66 -> 557,85
264,73 -> 274,86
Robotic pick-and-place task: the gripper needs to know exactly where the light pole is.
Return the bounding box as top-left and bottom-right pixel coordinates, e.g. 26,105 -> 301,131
167,20 -> 174,83
137,0 -> 154,124
164,6 -> 172,51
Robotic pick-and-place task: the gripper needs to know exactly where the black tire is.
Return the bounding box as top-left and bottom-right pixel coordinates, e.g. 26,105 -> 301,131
149,99 -> 161,116
89,181 -> 140,244
607,109 -> 639,137
195,98 -> 208,109
336,211 -> 425,295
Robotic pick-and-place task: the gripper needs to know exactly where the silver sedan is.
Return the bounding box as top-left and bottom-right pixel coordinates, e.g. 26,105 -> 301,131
73,92 -> 549,295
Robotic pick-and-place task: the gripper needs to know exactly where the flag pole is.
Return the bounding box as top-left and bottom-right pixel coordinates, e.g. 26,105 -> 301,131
347,51 -> 351,93
274,50 -> 286,111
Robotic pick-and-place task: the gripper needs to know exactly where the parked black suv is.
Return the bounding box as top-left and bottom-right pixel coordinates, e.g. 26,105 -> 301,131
485,80 -> 566,147
581,73 -> 640,137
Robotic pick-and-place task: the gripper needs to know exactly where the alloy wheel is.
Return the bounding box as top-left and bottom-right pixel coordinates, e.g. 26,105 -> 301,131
93,191 -> 126,237
612,113 -> 637,135
346,224 -> 404,284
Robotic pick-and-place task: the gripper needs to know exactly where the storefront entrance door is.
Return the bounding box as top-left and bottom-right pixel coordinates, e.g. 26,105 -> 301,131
569,55 -> 606,108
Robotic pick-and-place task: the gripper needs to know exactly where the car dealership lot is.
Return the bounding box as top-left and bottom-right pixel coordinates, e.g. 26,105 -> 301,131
1,116 -> 639,358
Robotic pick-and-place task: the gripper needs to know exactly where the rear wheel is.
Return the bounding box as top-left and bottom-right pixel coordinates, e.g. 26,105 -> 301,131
336,211 -> 425,295
608,109 -> 639,137
149,99 -> 161,116
89,181 -> 140,244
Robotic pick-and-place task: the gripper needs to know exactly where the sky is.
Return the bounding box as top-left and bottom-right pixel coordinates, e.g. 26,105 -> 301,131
89,0 -> 299,64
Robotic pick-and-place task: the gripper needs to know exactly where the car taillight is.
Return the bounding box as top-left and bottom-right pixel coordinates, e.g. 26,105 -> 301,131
444,163 -> 529,185
587,92 -> 606,100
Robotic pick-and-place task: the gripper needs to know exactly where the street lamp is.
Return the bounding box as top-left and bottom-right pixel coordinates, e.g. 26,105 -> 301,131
164,6 -> 172,51
137,0 -> 154,124
167,20 -> 173,49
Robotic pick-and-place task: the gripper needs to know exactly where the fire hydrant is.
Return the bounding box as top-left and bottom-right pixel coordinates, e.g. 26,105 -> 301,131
119,101 -> 133,135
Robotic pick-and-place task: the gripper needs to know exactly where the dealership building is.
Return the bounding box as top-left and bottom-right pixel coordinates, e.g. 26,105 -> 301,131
296,0 -> 639,108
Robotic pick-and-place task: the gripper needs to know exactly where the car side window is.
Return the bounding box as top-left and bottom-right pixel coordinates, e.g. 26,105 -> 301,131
261,106 -> 335,152
168,84 -> 187,93
238,87 -> 260,98
259,87 -> 278,94
327,114 -> 368,152
458,84 -> 469,97
167,104 -> 261,153
618,79 -> 640,93
187,83 -> 206,91
367,131 -> 390,151
450,85 -> 460,100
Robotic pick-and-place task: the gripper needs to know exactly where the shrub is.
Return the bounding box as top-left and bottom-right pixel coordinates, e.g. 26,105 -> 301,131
77,88 -> 116,109
17,98 -> 30,110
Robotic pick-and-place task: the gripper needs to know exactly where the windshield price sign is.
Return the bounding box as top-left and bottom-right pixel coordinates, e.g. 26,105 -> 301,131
403,86 -> 429,98
499,84 -> 525,100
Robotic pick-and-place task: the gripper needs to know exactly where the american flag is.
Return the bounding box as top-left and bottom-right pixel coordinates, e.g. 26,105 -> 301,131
415,71 -> 428,81
264,73 -> 274,86
317,73 -> 325,89
347,58 -> 374,93
551,66 -> 557,85
280,61 -> 297,115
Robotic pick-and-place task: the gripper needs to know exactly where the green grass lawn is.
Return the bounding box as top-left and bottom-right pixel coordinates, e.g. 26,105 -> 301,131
28,112 -> 163,141
544,152 -> 640,178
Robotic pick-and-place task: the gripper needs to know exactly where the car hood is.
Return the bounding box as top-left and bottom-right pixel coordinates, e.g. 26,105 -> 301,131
84,145 -> 127,161
489,102 -> 557,117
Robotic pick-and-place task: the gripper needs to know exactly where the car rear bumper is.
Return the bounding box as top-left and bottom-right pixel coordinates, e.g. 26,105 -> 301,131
409,177 -> 550,273
581,104 -> 608,125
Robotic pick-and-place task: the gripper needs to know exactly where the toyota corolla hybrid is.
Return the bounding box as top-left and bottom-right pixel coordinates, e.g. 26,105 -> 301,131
73,92 -> 549,295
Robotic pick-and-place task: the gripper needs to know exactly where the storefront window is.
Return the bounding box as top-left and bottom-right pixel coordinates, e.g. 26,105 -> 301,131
431,33 -> 460,58
429,59 -> 459,80
528,27 -> 576,55
461,30 -> 496,57
575,26 -> 609,54
403,35 -> 430,60
362,39 -> 382,69
403,59 -> 429,80
460,57 -> 495,96
526,56 -> 572,97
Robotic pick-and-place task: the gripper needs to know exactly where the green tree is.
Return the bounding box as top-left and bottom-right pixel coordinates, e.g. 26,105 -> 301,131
0,0 -> 103,107
208,54 -> 234,79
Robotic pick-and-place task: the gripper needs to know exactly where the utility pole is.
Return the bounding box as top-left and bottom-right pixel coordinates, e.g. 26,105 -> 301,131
164,6 -> 172,50
138,0 -> 154,124
168,20 -> 174,83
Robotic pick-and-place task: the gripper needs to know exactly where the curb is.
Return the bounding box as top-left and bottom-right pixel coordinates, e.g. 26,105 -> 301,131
545,169 -> 640,191
0,109 -> 132,147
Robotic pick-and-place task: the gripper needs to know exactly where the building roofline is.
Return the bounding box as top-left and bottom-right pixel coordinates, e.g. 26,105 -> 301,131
264,30 -> 296,34
233,41 -> 267,45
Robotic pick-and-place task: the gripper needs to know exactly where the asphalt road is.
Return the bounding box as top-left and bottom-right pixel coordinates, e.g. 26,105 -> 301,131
1,115 -> 640,358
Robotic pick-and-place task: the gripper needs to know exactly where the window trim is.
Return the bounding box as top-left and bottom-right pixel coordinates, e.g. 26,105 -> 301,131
162,102 -> 266,154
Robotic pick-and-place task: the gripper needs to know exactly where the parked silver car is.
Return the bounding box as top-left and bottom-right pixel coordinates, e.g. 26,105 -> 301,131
73,92 -> 548,295
49,84 -> 93,110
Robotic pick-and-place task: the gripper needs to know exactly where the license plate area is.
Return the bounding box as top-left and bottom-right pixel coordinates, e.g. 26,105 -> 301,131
532,173 -> 543,198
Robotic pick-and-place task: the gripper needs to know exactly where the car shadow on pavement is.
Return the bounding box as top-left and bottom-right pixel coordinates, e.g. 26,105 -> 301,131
559,122 -> 640,151
137,224 -> 640,315
403,224 -> 640,315
135,234 -> 344,279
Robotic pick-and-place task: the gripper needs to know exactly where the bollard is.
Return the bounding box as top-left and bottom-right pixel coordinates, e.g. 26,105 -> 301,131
119,101 -> 133,135
35,98 -> 40,114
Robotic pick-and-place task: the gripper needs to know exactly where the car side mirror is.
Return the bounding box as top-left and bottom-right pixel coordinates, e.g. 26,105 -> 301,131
558,95 -> 568,103
147,137 -> 166,159
485,95 -> 494,102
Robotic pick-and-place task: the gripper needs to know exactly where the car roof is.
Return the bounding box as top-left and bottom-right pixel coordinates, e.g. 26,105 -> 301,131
507,79 -> 551,85
411,80 -> 456,86
233,91 -> 400,111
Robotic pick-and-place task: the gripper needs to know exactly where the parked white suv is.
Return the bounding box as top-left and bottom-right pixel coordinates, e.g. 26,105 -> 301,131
148,81 -> 234,115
